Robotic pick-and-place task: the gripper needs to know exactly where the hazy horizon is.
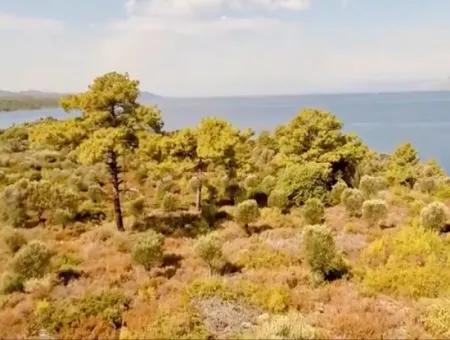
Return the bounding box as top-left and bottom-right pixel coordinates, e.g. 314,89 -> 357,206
1,0 -> 450,96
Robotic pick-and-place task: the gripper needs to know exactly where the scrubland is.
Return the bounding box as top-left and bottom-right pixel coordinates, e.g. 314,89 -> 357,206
0,73 -> 449,339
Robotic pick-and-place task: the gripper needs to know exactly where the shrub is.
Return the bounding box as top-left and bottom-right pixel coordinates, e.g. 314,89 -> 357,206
12,241 -> 52,279
329,180 -> 347,205
259,175 -> 277,195
341,188 -> 364,217
268,190 -> 289,209
1,272 -> 24,294
248,311 -> 320,339
361,226 -> 450,298
3,229 -> 27,253
420,202 -> 449,232
161,193 -> 179,212
421,300 -> 450,338
359,175 -> 387,198
415,177 -> 438,194
235,200 -> 260,226
132,230 -> 164,270
362,199 -> 388,227
194,234 -> 225,274
128,196 -> 145,216
186,278 -> 291,313
36,291 -> 130,334
275,162 -> 331,205
302,198 -> 325,225
303,225 -> 347,281
243,174 -> 259,191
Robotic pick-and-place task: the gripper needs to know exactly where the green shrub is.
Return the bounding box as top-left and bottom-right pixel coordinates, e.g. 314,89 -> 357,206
359,175 -> 387,198
243,174 -> 259,191
268,190 -> 289,209
12,241 -> 52,279
247,311 -> 320,339
3,229 -> 27,253
128,196 -> 145,216
415,177 -> 438,194
329,180 -> 347,206
186,278 -> 291,313
302,198 -> 325,225
259,175 -> 277,195
303,225 -> 347,281
194,234 -> 225,273
36,291 -> 130,334
341,188 -> 364,217
361,226 -> 450,298
132,230 -> 164,270
275,162 -> 331,205
362,199 -> 388,227
235,200 -> 260,226
161,193 -> 179,212
420,202 -> 449,232
421,300 -> 450,338
1,272 -> 24,294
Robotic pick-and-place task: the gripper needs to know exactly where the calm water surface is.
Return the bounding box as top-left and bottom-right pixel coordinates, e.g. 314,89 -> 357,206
1,91 -> 450,171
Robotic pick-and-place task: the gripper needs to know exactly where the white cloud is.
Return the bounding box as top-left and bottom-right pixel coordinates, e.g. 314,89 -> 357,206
0,11 -> 63,32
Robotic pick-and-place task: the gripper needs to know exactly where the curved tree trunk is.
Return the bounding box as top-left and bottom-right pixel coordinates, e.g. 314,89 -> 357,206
107,150 -> 125,232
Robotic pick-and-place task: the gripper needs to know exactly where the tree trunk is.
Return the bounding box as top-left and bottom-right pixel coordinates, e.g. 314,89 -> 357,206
196,181 -> 202,212
107,150 -> 125,232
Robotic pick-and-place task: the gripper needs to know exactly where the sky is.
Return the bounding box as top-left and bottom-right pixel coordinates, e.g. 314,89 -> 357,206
1,0 -> 450,96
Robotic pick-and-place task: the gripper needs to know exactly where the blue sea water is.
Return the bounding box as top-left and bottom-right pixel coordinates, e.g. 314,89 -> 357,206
1,91 -> 450,172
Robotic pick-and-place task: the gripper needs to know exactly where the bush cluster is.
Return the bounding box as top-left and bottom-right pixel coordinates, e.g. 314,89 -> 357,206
12,241 -> 52,279
132,230 -> 164,270
341,188 -> 364,217
420,202 -> 449,232
303,225 -> 347,281
235,199 -> 260,226
302,198 -> 325,225
194,233 -> 225,273
362,199 -> 388,227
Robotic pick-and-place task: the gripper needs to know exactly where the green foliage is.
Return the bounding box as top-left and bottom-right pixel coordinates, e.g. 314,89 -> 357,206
1,179 -> 80,227
1,272 -> 24,294
421,300 -> 450,338
341,188 -> 364,217
128,196 -> 145,217
275,162 -> 331,205
362,199 -> 388,227
145,306 -> 210,339
420,202 -> 449,232
329,180 -> 348,206
386,143 -> 419,186
246,311 -> 320,339
3,229 -> 27,253
361,226 -> 450,298
268,190 -> 289,209
236,244 -> 295,270
186,278 -> 291,313
259,175 -> 277,195
235,199 -> 260,226
302,198 -> 325,225
161,193 -> 180,212
12,241 -> 52,279
29,119 -> 86,150
36,291 -> 130,333
359,175 -> 387,199
132,230 -> 164,270
194,234 -> 225,273
303,225 -> 347,280
275,109 -> 367,183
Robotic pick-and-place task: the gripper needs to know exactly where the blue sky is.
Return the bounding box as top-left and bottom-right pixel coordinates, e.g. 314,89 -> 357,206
1,0 -> 450,96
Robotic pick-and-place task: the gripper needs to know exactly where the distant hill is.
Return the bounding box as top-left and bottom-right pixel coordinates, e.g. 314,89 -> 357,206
0,90 -> 163,112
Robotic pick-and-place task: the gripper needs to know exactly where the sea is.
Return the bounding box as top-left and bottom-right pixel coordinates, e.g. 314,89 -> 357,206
1,91 -> 450,172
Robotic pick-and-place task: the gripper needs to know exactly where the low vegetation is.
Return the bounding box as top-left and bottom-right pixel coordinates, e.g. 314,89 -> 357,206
0,72 -> 448,338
